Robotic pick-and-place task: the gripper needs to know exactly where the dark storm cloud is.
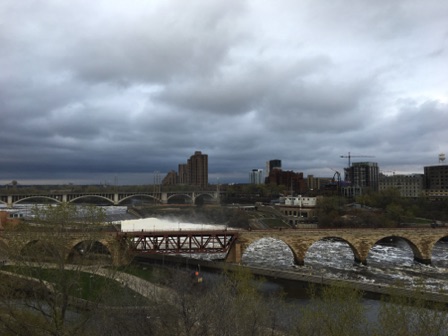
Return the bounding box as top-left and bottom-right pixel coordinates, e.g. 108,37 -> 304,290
60,1 -> 248,85
1,0 -> 447,184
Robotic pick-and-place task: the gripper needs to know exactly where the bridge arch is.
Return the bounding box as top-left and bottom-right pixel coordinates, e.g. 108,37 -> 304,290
69,195 -> 114,205
366,235 -> 426,265
429,233 -> 448,253
431,234 -> 448,267
241,237 -> 300,266
366,234 -> 422,262
303,236 -> 363,266
118,194 -> 162,205
13,237 -> 117,264
166,193 -> 193,204
67,238 -> 113,264
194,193 -> 216,205
14,196 -> 62,206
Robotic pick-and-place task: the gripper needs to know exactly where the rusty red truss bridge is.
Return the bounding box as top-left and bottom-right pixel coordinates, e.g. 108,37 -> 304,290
118,230 -> 238,255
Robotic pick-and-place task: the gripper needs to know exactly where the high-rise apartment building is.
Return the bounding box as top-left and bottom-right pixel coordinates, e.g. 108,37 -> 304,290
187,151 -> 208,187
163,151 -> 208,188
178,163 -> 189,184
249,169 -> 263,184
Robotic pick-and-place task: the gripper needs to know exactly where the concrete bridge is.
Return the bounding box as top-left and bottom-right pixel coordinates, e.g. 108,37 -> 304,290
1,228 -> 447,267
0,190 -> 220,207
225,228 -> 448,266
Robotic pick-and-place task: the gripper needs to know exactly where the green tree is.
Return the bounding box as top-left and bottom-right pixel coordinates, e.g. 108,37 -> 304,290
315,196 -> 346,228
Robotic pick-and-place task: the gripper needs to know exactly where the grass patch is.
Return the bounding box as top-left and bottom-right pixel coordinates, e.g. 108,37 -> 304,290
0,265 -> 150,306
115,262 -> 171,284
261,218 -> 289,228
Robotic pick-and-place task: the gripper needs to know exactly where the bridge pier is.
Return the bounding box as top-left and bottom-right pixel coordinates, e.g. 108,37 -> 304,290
354,257 -> 367,265
226,242 -> 242,263
6,196 -> 13,208
414,256 -> 431,265
294,258 -> 304,266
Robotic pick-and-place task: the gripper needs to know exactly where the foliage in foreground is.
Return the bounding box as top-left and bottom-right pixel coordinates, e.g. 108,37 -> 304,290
1,263 -> 448,336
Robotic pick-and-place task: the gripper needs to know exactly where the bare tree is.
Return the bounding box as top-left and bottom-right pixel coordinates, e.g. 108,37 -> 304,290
0,204 -> 118,335
291,284 -> 370,336
376,286 -> 448,336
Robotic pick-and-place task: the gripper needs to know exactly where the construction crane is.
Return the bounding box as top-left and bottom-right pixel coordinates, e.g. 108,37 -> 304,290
329,168 -> 342,182
329,168 -> 342,195
340,152 -> 375,167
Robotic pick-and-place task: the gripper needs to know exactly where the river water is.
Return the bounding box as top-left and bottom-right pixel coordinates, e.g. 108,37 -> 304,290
118,212 -> 448,293
242,237 -> 448,292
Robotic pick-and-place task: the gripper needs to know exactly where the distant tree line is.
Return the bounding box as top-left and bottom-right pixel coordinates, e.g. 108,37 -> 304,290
316,189 -> 448,228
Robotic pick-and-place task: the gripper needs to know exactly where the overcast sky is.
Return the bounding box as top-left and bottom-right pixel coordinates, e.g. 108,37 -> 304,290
1,0 -> 447,185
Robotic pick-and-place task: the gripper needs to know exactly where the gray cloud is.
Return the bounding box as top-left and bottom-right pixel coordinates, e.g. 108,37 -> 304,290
1,0 -> 448,185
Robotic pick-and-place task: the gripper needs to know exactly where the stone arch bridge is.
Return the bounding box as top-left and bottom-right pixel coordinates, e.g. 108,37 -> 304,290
1,228 -> 447,267
226,228 -> 448,266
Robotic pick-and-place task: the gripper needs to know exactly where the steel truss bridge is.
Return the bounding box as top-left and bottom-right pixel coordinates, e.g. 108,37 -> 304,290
0,190 -> 220,207
119,230 -> 237,255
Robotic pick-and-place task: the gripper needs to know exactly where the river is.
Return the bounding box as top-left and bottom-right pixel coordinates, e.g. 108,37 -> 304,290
242,237 -> 448,292
118,213 -> 448,293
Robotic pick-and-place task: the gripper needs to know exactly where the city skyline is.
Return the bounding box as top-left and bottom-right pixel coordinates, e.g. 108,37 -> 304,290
1,1 -> 447,185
